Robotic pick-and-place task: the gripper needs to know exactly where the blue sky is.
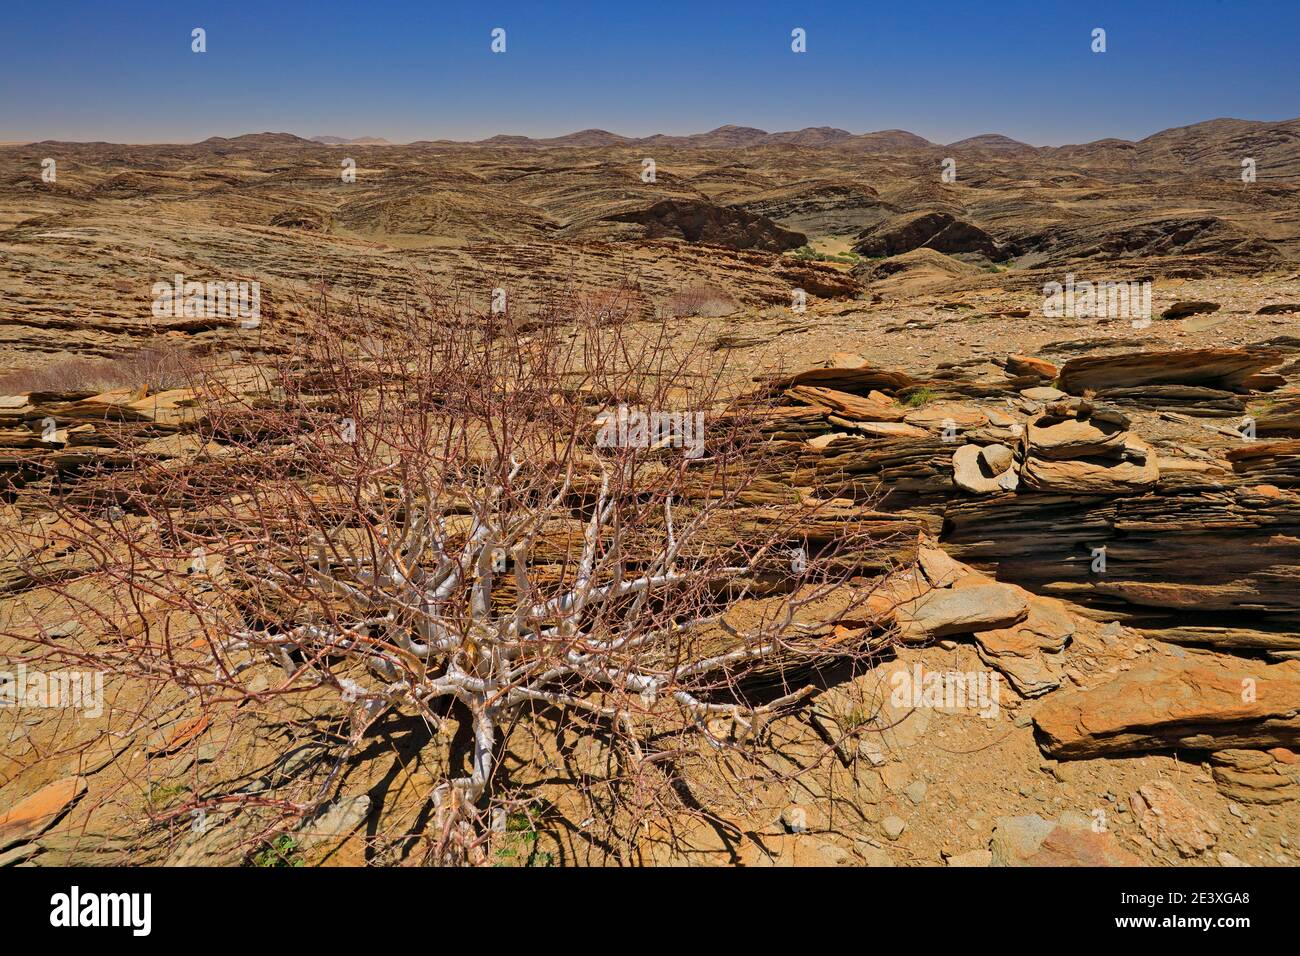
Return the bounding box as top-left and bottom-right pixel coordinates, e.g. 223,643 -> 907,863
1,1 -> 1297,145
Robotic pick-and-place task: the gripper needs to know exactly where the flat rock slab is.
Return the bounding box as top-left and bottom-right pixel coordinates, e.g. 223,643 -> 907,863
0,776 -> 87,852
786,385 -> 904,422
763,353 -> 916,393
1020,386 -> 1067,402
1058,348 -> 1281,395
1034,655 -> 1300,757
844,420 -> 929,438
1025,416 -> 1127,460
991,813 -> 1140,866
973,596 -> 1074,697
1021,452 -> 1159,494
895,583 -> 1028,642
904,403 -> 988,430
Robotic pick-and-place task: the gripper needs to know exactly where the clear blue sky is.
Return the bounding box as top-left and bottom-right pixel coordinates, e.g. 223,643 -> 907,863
2,0 -> 1297,145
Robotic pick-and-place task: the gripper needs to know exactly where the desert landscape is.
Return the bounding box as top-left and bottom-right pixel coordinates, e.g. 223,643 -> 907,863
2,116 -> 1299,869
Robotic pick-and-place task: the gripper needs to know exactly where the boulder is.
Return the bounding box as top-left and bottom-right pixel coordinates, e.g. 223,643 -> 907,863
1033,655 -> 1300,758
1161,301 -> 1220,321
952,444 -> 1014,495
980,444 -> 1014,474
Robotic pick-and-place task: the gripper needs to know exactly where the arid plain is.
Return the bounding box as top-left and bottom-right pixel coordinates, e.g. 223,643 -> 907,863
1,118 -> 1299,867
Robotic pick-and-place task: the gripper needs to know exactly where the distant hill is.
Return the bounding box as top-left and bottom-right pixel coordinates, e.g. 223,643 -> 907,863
844,129 -> 939,151
946,133 -> 1034,152
530,129 -> 633,147
432,126 -> 936,150
169,119 -> 1300,176
765,127 -> 855,147
1135,117 -> 1300,178
311,135 -> 393,146
199,132 -> 316,147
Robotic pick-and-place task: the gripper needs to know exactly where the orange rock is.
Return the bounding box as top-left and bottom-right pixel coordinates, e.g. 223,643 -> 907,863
1027,825 -> 1141,867
1058,348 -> 1282,394
805,432 -> 849,450
991,813 -> 1139,867
1268,747 -> 1298,764
1006,354 -> 1058,381
786,385 -> 905,422
1131,780 -> 1220,857
904,403 -> 988,430
0,776 -> 86,849
149,713 -> 212,756
1035,655 -> 1300,757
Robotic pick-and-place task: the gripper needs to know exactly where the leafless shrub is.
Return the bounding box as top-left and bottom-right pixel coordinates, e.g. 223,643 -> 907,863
6,289 -> 888,865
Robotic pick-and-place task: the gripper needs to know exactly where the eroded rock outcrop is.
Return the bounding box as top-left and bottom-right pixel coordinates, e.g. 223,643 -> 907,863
853,210 -> 1003,260
605,199 -> 807,251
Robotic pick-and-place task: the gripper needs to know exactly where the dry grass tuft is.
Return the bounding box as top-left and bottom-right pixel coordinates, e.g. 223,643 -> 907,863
667,285 -> 739,318
0,346 -> 192,395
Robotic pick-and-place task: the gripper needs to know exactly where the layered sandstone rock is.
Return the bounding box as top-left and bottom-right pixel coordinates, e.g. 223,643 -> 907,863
1033,656 -> 1300,758
1058,348 -> 1283,395
1209,748 -> 1300,805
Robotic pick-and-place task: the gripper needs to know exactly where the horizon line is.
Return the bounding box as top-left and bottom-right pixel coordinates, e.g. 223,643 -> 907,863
6,114 -> 1300,151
